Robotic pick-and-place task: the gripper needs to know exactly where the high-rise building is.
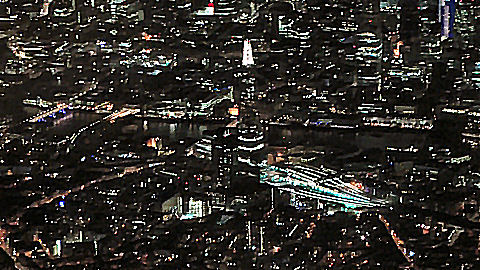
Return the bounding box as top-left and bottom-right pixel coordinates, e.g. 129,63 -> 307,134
399,0 -> 421,65
212,127 -> 237,189
237,121 -> 265,166
418,0 -> 442,87
235,39 -> 258,114
242,39 -> 254,67
454,0 -> 478,49
439,0 -> 455,40
269,2 -> 294,39
419,0 -> 442,59
474,62 -> 480,88
356,32 -> 382,102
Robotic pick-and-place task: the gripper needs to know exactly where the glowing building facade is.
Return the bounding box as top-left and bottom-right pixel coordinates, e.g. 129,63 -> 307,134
439,0 -> 455,40
356,32 -> 382,102
242,39 -> 254,67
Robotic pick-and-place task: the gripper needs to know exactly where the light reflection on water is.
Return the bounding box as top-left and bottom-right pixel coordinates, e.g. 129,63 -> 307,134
46,112 -> 102,137
142,121 -> 218,141
45,111 -> 221,141
44,111 -> 427,149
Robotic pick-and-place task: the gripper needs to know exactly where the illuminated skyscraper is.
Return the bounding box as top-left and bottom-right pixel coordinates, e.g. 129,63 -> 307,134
418,0 -> 442,86
237,121 -> 265,166
454,0 -> 478,49
439,0 -> 455,40
356,32 -> 382,102
242,39 -> 254,67
235,39 -> 257,112
419,0 -> 442,58
212,127 -> 237,190
234,37 -> 265,187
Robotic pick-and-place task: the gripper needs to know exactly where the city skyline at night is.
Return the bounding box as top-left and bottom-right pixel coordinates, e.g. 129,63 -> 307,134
1,0 -> 480,269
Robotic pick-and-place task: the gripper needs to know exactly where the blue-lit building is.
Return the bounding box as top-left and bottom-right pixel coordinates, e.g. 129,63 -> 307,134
439,0 -> 455,39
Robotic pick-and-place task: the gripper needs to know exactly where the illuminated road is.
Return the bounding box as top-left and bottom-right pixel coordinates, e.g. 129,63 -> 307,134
378,214 -> 413,264
260,164 -> 388,209
27,164 -> 146,209
23,161 -> 162,213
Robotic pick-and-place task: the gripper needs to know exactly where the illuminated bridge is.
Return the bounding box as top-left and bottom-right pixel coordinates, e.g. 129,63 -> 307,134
26,103 -> 69,123
260,164 -> 388,209
64,108 -> 140,153
103,108 -> 139,123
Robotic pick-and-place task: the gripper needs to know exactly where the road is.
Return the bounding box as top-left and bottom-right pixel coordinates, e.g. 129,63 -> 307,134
378,214 -> 413,265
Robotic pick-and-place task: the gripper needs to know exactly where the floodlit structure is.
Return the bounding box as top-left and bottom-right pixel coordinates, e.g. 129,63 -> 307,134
242,40 -> 254,67
439,0 -> 455,40
260,164 -> 388,209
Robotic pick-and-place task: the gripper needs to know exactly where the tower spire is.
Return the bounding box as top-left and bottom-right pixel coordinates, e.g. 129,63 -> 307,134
242,40 -> 254,66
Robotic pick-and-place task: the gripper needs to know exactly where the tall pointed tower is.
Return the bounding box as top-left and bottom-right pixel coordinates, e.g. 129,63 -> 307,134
242,40 -> 254,67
